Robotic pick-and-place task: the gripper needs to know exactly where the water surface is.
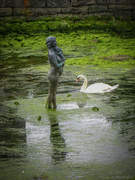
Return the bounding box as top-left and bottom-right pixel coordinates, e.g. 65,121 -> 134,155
0,63 -> 135,179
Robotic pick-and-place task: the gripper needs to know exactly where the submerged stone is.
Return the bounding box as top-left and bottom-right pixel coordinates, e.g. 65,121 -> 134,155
37,116 -> 42,121
14,101 -> 19,106
92,106 -> 99,111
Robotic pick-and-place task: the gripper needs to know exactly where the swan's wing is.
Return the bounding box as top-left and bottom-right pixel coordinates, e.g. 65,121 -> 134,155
103,84 -> 119,92
83,83 -> 114,93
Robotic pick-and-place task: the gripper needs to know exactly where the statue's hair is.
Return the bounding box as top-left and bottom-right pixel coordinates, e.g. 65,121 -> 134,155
46,36 -> 56,43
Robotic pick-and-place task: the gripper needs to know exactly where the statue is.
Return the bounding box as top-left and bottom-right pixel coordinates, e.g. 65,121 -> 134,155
46,36 -> 66,109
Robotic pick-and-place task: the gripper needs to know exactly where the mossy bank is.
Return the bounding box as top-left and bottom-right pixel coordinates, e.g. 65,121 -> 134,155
0,16 -> 135,68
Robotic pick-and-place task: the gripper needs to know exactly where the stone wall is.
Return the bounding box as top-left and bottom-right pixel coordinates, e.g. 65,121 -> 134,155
0,0 -> 135,20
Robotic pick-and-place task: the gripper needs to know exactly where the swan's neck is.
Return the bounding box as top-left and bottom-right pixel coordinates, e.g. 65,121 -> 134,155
81,76 -> 88,92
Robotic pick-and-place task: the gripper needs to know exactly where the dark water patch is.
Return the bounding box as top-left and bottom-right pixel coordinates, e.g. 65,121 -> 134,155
0,55 -> 47,74
0,68 -> 49,100
65,45 -> 97,59
0,104 -> 26,159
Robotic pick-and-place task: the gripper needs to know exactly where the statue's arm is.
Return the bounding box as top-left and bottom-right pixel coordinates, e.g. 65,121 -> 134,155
49,52 -> 64,68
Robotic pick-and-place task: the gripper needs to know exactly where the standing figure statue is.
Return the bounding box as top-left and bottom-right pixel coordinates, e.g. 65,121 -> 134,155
46,36 -> 66,109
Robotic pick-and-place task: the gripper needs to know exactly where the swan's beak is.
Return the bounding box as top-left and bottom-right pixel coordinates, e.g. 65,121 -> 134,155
76,78 -> 80,82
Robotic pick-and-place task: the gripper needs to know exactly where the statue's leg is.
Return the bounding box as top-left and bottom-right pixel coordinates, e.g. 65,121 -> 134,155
47,93 -> 52,108
47,80 -> 58,109
52,81 -> 58,109
46,71 -> 59,109
52,94 -> 56,109
46,81 -> 53,109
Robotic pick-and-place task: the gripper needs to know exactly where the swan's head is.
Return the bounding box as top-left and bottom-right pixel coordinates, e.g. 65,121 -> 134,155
76,75 -> 85,82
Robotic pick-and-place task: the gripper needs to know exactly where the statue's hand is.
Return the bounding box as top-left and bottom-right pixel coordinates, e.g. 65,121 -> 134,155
62,59 -> 66,66
62,57 -> 66,66
61,57 -> 66,61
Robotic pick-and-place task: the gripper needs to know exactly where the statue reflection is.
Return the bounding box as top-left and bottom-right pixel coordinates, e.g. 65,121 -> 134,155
47,110 -> 67,163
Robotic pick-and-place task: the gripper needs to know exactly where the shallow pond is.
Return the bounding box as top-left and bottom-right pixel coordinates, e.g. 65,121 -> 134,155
0,63 -> 135,179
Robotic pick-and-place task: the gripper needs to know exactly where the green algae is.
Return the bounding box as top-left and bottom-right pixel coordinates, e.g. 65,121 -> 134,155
0,32 -> 134,69
0,16 -> 135,69
1,65 -> 135,179
0,16 -> 135,36
2,80 -> 135,179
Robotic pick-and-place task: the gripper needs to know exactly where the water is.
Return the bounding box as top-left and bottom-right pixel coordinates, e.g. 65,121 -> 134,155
0,63 -> 135,179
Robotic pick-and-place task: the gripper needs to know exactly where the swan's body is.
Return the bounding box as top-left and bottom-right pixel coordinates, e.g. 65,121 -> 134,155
76,75 -> 119,93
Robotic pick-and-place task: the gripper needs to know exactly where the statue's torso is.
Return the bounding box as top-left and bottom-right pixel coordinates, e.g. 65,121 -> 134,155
48,50 -> 63,80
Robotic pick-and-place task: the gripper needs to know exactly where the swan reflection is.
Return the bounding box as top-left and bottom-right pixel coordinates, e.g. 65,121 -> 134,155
76,92 -> 119,109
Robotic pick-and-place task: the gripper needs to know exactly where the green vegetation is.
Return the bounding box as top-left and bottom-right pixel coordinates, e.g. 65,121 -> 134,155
0,16 -> 135,68
0,16 -> 135,36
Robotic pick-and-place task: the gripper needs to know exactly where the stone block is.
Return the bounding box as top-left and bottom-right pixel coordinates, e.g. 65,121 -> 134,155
107,0 -> 130,5
34,8 -> 46,16
45,7 -> 61,15
34,8 -> 61,16
72,0 -> 96,7
47,0 -> 71,8
108,5 -> 133,11
0,17 -> 5,20
113,10 -> 132,20
12,8 -> 23,16
0,0 -> 12,8
89,12 -> 113,17
13,8 -> 34,16
89,5 -> 108,13
132,10 -> 135,20
62,6 -> 88,14
131,0 -> 135,4
29,0 -> 47,8
5,16 -> 26,20
0,8 -> 12,16
12,0 -> 24,8
96,0 -> 107,4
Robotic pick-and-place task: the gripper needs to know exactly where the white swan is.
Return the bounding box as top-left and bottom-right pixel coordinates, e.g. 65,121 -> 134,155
76,75 -> 119,93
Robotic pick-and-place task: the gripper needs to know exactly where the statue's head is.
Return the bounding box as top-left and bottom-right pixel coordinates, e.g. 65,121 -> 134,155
46,36 -> 57,49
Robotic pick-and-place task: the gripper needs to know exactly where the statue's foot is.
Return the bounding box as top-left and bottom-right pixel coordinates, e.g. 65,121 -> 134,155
48,106 -> 52,109
53,105 -> 57,109
45,101 -> 52,109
